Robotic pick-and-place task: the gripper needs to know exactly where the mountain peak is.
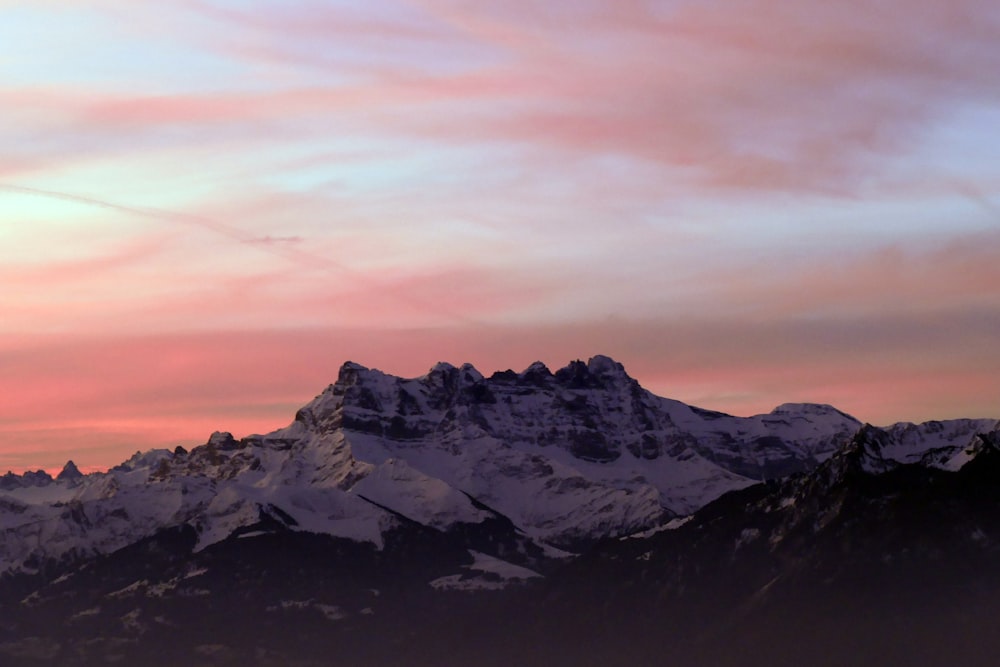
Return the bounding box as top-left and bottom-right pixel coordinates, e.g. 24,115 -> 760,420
545,356 -> 634,391
832,424 -> 897,476
518,361 -> 553,386
430,361 -> 457,374
335,360 -> 393,388
337,360 -> 369,382
586,354 -> 626,376
770,403 -> 860,423
206,431 -> 240,450
550,356 -> 630,390
459,363 -> 483,383
56,460 -> 83,481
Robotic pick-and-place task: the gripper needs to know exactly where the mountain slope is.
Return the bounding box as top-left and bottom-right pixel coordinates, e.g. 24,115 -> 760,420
528,427 -> 1000,667
4,416 -> 1000,667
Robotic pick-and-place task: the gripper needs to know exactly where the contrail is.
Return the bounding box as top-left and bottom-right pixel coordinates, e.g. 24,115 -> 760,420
0,182 -> 349,272
0,182 -> 481,325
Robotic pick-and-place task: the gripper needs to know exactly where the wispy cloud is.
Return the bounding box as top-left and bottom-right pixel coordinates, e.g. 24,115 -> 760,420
0,182 -> 367,277
170,0 -> 1000,194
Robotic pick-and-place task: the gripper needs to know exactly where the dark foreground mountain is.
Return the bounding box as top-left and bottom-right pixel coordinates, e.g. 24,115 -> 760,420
2,357 -> 998,666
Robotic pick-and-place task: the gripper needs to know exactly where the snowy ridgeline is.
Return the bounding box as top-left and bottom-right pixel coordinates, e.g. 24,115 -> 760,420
2,355 -> 997,576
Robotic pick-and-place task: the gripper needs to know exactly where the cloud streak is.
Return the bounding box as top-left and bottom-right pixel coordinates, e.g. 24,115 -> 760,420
0,183 -> 490,328
7,1 -> 998,195
168,0 -> 1000,193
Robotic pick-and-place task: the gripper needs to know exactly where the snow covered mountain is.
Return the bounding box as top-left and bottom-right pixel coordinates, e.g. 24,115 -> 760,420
530,426 -> 1000,667
1,355 -> 996,578
3,356 -> 1000,667
3,381 -> 999,667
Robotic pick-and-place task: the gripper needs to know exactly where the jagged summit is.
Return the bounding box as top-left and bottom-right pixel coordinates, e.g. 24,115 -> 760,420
552,355 -> 634,389
205,431 -> 239,448
585,353 -> 625,375
56,460 -> 83,482
823,423 -> 897,479
0,469 -> 53,490
520,360 -> 551,375
332,355 -> 634,393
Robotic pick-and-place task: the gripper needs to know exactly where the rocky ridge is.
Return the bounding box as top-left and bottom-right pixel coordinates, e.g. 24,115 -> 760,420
0,356 -> 995,577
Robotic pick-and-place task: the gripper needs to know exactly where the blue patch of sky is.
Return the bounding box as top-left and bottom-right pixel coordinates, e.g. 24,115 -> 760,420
0,7 -> 258,94
898,102 -> 1000,192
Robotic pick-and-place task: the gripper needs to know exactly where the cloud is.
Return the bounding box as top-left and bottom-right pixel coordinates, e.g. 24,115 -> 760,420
7,0 -> 999,202
171,0 -> 1000,194
0,182 -> 363,278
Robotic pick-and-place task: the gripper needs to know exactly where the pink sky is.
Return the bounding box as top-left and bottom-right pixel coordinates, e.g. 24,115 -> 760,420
2,0 -> 999,473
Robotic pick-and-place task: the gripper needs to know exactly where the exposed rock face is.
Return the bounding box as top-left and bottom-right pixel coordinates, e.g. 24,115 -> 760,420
56,461 -> 83,483
297,355 -> 862,480
0,470 -> 53,491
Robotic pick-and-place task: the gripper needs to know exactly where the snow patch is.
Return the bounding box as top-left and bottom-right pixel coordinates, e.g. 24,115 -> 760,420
429,550 -> 542,591
625,515 -> 693,539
